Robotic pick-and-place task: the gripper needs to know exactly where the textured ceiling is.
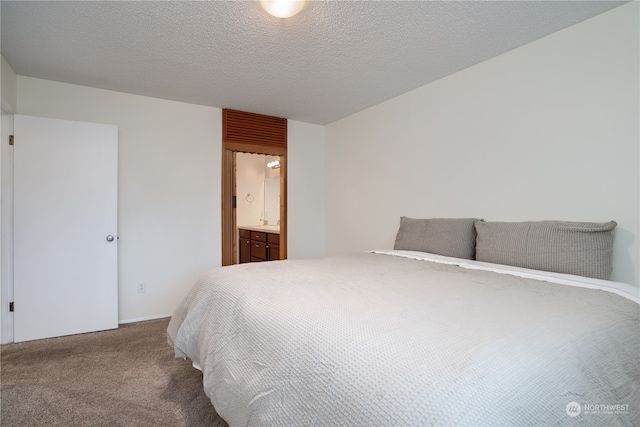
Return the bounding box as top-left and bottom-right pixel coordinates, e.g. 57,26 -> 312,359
1,1 -> 625,125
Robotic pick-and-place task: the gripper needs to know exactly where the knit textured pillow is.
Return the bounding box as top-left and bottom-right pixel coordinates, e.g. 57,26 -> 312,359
394,217 -> 481,260
475,220 -> 617,280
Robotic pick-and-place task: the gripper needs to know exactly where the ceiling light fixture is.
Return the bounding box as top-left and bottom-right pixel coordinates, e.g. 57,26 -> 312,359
259,0 -> 308,18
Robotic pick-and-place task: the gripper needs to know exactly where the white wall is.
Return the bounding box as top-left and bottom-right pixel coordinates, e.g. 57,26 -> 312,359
325,3 -> 639,286
10,76 -> 326,328
288,120 -> 325,259
16,76 -> 221,322
1,55 -> 18,113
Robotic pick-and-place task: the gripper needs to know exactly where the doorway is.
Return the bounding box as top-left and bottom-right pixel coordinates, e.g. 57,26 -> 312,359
221,109 -> 288,266
221,147 -> 287,265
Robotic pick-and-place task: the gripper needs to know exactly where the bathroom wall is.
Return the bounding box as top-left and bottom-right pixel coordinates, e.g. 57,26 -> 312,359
236,152 -> 266,227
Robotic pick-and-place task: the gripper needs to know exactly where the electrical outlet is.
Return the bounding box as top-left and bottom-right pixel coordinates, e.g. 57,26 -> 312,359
138,282 -> 146,293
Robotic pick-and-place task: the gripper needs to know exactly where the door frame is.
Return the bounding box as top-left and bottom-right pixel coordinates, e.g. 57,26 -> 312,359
1,112 -> 14,343
221,140 -> 287,266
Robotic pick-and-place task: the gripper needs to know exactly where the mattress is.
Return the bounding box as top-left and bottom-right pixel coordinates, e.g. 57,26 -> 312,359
167,251 -> 639,426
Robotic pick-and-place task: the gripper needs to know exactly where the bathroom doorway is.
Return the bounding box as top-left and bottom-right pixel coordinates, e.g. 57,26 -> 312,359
235,153 -> 282,263
222,149 -> 287,265
221,108 -> 287,266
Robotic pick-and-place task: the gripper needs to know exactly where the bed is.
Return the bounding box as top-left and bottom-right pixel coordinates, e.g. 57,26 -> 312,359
167,219 -> 639,426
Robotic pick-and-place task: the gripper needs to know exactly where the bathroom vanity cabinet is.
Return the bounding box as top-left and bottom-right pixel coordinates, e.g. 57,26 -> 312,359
239,228 -> 280,263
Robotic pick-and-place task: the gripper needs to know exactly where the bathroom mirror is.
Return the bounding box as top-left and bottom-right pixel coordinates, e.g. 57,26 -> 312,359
263,156 -> 280,225
235,153 -> 280,228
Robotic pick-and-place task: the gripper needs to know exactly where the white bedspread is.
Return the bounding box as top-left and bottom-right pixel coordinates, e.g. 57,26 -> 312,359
167,252 -> 639,426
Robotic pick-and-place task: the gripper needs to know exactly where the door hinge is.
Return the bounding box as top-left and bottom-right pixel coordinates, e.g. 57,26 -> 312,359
232,196 -> 237,209
9,302 -> 14,312
9,135 -> 14,146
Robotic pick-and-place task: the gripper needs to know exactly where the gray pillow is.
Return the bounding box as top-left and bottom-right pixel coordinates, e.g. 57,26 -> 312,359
394,217 -> 481,260
474,220 -> 617,280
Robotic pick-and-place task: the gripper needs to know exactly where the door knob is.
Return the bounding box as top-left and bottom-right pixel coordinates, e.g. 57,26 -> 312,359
106,235 -> 114,242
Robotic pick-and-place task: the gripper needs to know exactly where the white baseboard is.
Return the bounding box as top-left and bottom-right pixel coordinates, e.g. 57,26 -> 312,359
119,314 -> 172,325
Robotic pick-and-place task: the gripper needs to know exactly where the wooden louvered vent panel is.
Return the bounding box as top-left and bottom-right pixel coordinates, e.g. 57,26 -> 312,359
223,109 -> 287,148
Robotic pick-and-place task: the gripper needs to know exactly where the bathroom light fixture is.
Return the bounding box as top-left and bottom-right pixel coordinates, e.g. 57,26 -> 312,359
259,0 -> 307,18
267,160 -> 281,169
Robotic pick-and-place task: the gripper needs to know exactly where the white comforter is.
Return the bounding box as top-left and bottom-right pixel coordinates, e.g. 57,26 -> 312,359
167,251 -> 639,426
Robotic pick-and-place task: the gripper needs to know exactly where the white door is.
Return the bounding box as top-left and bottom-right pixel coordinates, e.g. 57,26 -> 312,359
13,115 -> 118,342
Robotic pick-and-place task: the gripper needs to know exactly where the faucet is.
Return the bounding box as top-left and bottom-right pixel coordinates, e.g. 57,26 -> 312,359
259,218 -> 268,225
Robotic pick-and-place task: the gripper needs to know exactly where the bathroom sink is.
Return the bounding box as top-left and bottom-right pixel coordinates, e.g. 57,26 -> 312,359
238,224 -> 280,234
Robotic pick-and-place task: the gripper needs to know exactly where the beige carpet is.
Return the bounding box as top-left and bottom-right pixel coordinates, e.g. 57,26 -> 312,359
0,318 -> 228,427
